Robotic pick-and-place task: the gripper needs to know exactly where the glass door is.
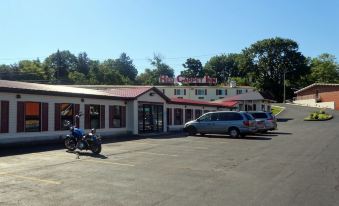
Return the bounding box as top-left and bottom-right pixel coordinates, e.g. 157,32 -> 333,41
138,104 -> 163,133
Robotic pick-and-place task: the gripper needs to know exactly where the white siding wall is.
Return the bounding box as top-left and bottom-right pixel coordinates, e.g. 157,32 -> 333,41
0,92 -> 129,144
160,86 -> 254,101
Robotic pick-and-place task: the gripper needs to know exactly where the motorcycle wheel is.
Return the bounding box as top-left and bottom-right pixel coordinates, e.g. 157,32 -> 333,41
91,143 -> 102,154
64,137 -> 76,151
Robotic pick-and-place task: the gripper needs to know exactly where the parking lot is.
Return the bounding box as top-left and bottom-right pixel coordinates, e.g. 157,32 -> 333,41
1,104 -> 339,206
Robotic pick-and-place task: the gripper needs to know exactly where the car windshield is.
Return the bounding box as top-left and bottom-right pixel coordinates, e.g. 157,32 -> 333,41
198,113 -> 212,121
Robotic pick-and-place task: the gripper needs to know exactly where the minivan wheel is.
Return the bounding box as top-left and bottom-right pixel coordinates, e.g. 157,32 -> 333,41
187,126 -> 197,136
229,128 -> 240,138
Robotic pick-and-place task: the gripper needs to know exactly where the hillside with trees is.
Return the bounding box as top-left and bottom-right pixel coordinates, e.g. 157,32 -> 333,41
0,37 -> 338,102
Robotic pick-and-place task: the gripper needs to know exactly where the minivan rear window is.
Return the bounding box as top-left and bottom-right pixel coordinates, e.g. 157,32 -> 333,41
250,113 -> 267,119
243,113 -> 254,120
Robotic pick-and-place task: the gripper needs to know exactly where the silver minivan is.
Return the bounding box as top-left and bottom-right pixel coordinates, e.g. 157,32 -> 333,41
184,111 -> 257,138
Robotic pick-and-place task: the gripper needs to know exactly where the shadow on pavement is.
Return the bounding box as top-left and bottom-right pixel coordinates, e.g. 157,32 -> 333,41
277,118 -> 294,122
202,134 -> 272,140
66,150 -> 108,159
269,132 -> 292,135
0,132 -> 187,157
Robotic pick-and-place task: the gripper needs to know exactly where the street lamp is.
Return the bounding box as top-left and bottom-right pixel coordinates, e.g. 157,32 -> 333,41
283,70 -> 292,103
283,70 -> 286,103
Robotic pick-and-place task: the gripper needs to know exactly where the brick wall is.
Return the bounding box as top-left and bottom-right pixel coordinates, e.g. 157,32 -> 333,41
297,85 -> 339,110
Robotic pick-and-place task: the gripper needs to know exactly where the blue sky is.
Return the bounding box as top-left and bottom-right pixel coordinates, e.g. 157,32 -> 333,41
0,0 -> 338,75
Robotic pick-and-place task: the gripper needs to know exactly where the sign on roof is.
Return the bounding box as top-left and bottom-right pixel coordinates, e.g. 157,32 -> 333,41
159,75 -> 217,84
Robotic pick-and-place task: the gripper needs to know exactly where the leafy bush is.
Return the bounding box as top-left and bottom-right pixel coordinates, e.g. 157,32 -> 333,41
304,110 -> 332,121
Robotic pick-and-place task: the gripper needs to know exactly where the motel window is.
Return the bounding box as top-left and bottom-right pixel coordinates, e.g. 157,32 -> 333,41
0,101 -> 9,133
174,108 -> 183,125
174,89 -> 186,96
225,89 -> 228,95
253,104 -> 257,111
198,97 -> 204,99
195,89 -> 207,95
216,89 -> 223,95
236,89 -> 243,95
109,105 -> 126,128
194,109 -> 202,119
185,109 -> 193,123
261,104 -> 265,111
219,97 -> 224,99
24,102 -> 41,132
60,104 -> 74,130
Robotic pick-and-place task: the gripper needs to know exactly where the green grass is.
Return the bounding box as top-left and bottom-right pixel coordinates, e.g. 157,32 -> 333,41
271,106 -> 284,115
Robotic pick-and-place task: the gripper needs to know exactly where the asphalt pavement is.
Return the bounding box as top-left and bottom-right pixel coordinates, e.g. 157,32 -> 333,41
0,104 -> 338,206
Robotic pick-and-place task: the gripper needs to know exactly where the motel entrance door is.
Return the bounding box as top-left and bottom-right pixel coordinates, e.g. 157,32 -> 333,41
138,104 -> 164,133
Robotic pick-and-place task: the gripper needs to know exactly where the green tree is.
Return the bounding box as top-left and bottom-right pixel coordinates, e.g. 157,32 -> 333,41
114,53 -> 138,82
44,50 -> 78,83
309,53 -> 339,83
181,58 -> 204,78
204,53 -> 244,84
77,52 -> 90,75
18,59 -> 46,80
137,54 -> 174,85
242,37 -> 310,102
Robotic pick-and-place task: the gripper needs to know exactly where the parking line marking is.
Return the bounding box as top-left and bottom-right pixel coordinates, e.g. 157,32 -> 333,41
136,151 -> 178,157
0,172 -> 61,185
83,159 -> 135,167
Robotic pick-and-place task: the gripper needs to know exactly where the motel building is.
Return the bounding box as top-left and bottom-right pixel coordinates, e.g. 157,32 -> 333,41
0,79 -> 272,144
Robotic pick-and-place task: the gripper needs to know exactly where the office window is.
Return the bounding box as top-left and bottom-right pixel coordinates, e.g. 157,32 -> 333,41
90,105 -> 100,129
0,101 -> 9,133
174,108 -> 183,125
167,108 -> 172,125
85,105 -> 101,129
24,102 -> 41,132
109,105 -> 126,128
185,109 -> 193,123
60,103 -> 74,130
194,109 -> 202,119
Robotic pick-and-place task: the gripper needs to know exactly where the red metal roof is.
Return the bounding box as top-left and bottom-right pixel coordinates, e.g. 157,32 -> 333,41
217,101 -> 238,107
104,87 -> 153,98
169,98 -> 234,107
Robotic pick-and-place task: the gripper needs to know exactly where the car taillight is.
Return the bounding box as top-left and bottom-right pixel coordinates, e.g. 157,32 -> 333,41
243,120 -> 250,127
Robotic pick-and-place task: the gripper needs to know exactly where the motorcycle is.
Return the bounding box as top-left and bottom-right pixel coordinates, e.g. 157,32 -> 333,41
64,114 -> 102,154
